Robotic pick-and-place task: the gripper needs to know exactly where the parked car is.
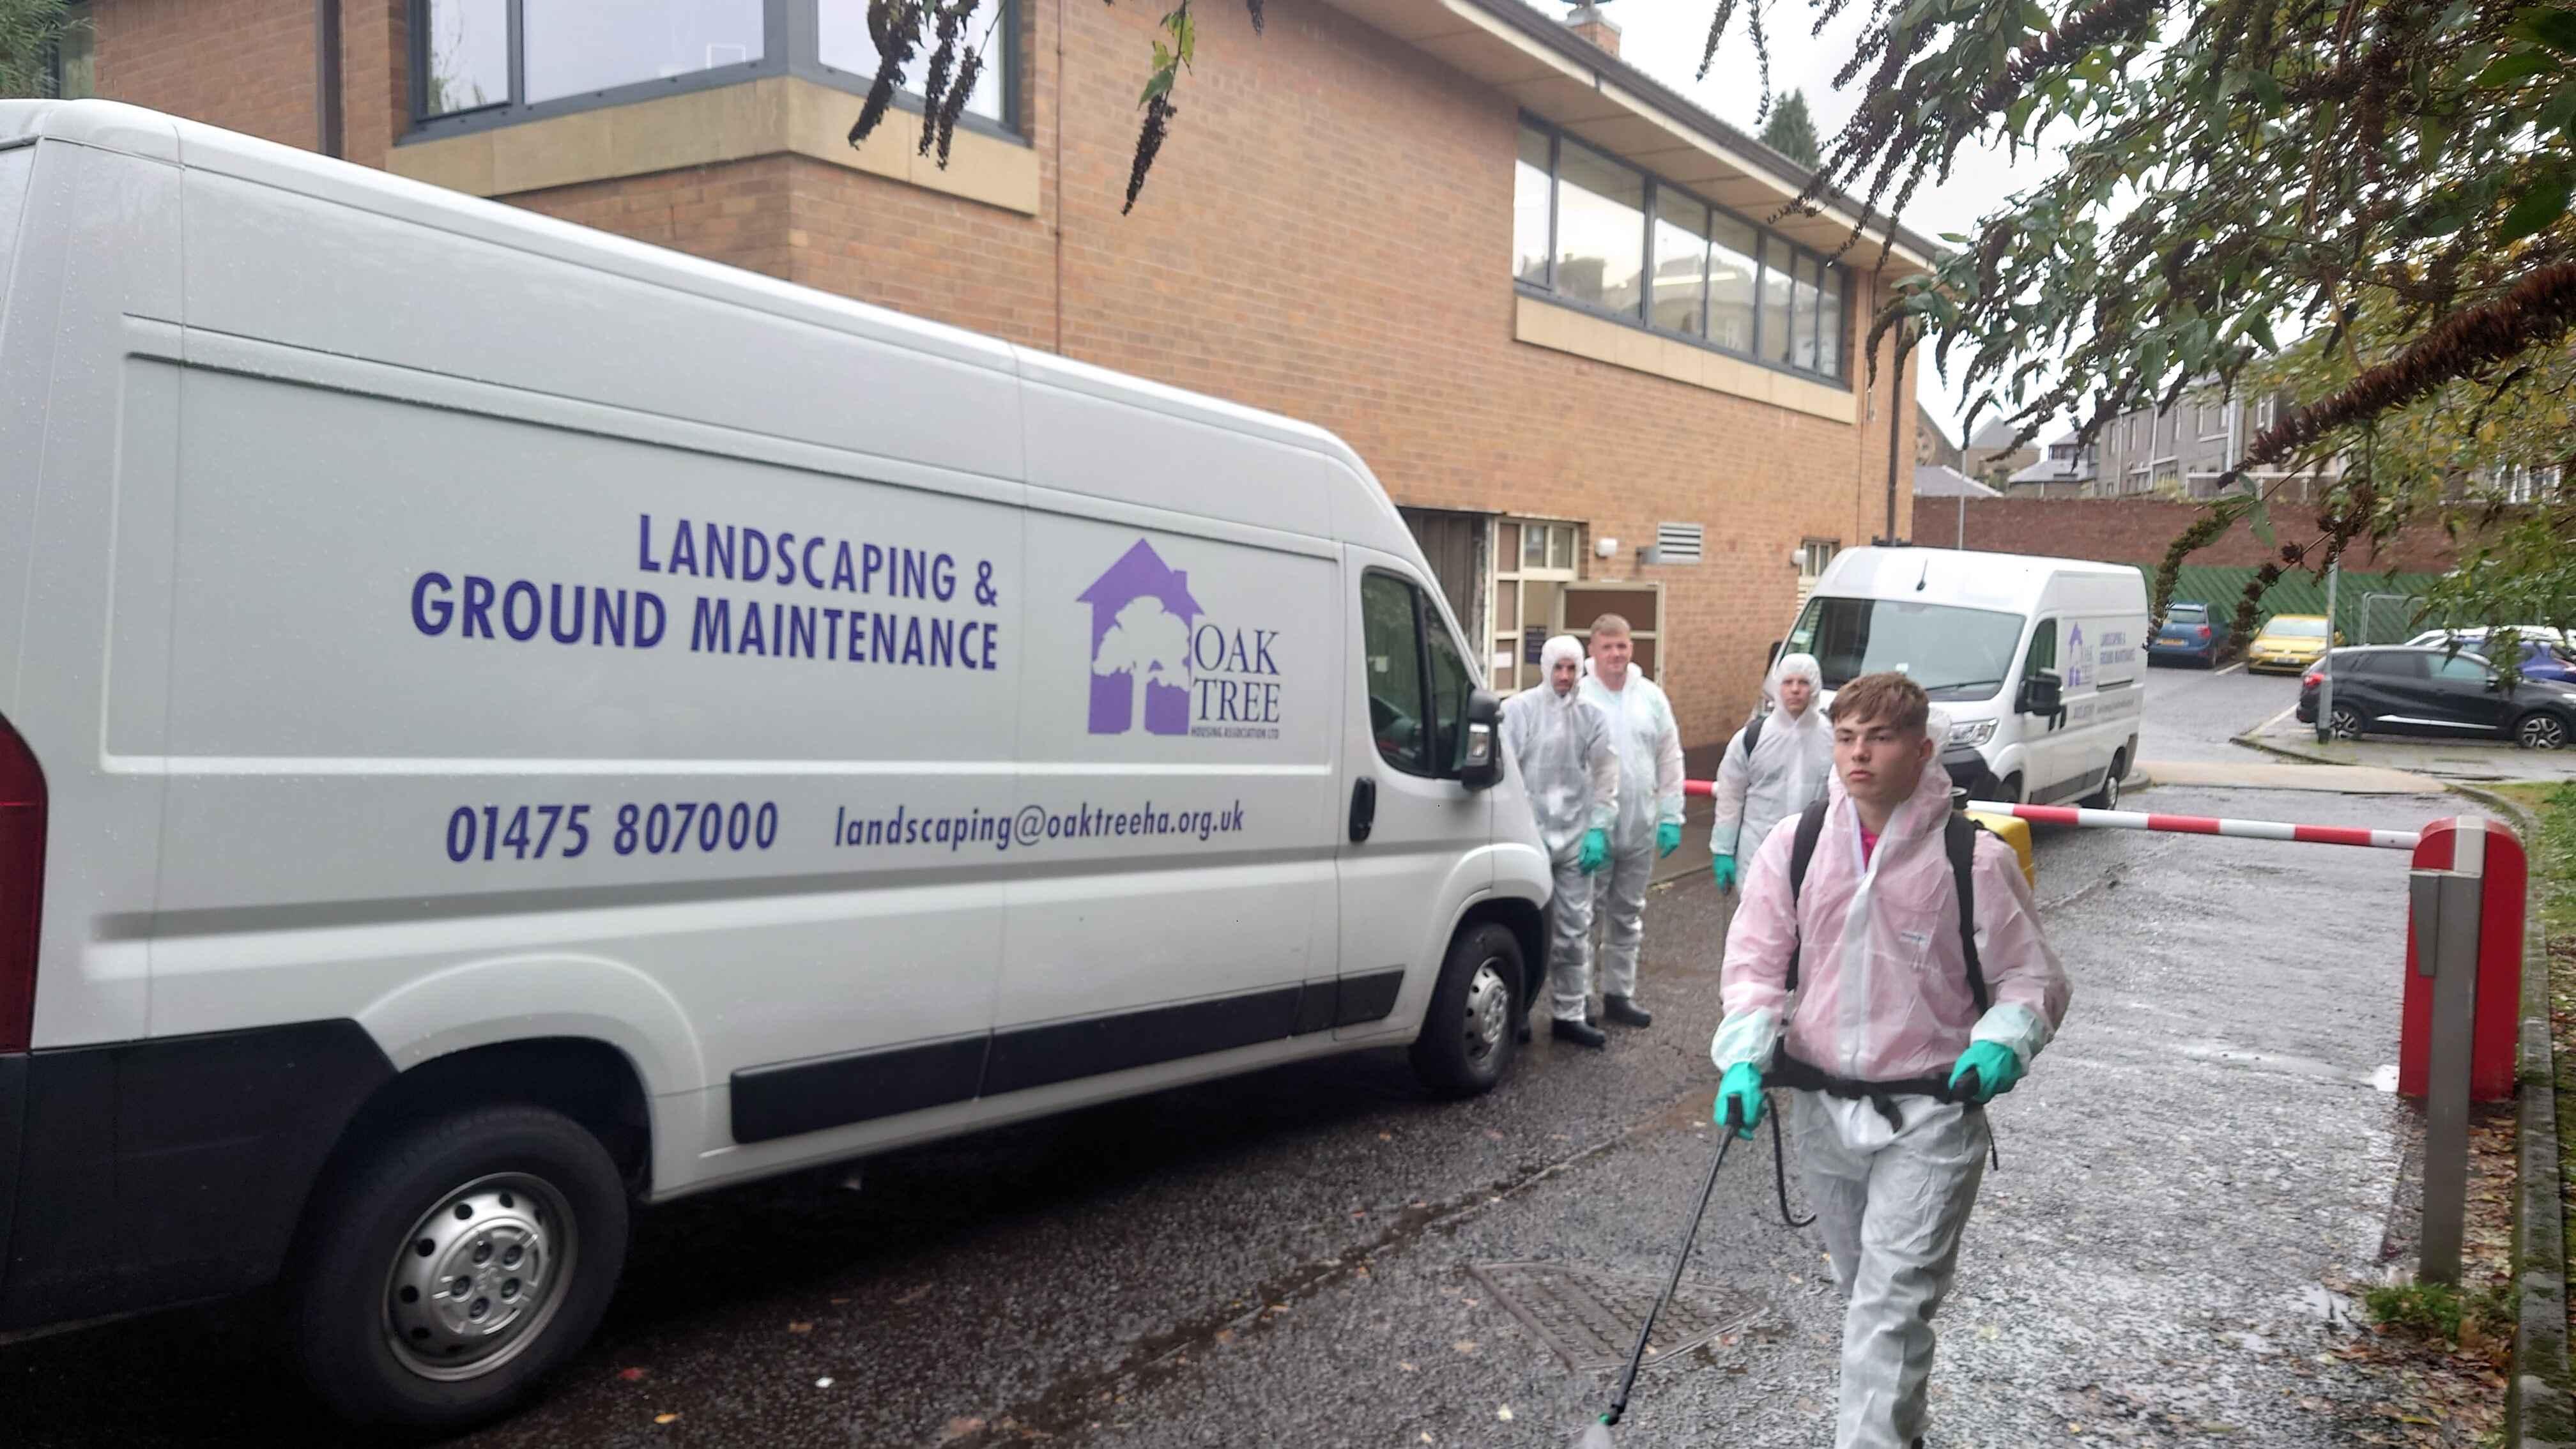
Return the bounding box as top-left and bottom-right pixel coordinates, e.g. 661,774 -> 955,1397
2246,613 -> 2338,673
2148,601 -> 2229,668
2400,628 -> 2576,682
2297,647 -> 2576,749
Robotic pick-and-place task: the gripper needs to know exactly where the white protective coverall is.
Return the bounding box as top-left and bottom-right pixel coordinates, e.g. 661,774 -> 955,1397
1709,652 -> 1834,864
1577,665 -> 1684,1006
1498,636 -> 1621,1023
1710,757 -> 2072,1449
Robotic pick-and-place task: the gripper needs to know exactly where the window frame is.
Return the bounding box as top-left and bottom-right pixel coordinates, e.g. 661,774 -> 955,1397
40,2 -> 94,100
1363,569 -> 1474,779
1511,112 -> 1850,389
405,0 -> 1023,143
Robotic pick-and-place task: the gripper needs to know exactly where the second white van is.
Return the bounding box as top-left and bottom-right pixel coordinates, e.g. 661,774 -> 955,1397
1782,546 -> 2148,808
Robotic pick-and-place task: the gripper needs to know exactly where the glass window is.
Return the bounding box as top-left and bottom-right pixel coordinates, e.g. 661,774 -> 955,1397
819,0 -> 1006,122
2023,616 -> 2058,678
1554,142 -> 1646,316
524,0 -> 765,107
1428,621 -> 1473,772
420,0 -> 509,116
1708,213 -> 1758,354
1362,574 -> 1431,775
1790,254 -> 1822,372
49,3 -> 95,101
1814,261 -> 1843,377
1523,526 -> 1548,569
1649,190 -> 1710,337
1549,526 -> 1573,570
2429,653 -> 2493,683
1514,125 -> 1552,287
1781,596 -> 2027,702
1759,237 -> 1795,365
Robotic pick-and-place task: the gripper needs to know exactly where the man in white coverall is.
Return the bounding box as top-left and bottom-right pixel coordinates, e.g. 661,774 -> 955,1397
1708,651 -> 1832,893
1710,671 -> 2071,1449
1576,614 -> 1684,1032
1498,635 -> 1622,1049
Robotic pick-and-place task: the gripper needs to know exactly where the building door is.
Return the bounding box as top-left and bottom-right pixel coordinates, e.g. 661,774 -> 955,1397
1490,518 -> 1581,693
1399,509 -> 1488,654
1564,582 -> 1666,682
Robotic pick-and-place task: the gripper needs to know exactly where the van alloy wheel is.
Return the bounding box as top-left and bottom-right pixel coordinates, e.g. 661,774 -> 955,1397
383,1173 -> 579,1381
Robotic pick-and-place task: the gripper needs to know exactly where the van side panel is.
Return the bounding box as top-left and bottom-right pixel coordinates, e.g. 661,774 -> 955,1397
20,140 -> 183,1050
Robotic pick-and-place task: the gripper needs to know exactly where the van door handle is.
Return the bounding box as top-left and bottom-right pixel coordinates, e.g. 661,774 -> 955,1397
1349,778 -> 1377,843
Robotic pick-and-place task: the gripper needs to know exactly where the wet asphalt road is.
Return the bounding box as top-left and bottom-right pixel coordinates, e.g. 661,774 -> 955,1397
5,669 -> 2424,1448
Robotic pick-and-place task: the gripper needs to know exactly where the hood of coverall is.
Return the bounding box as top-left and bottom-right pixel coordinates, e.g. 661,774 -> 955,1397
1728,739 -> 2064,1082
1540,633 -> 1586,694
1768,651 -> 1823,714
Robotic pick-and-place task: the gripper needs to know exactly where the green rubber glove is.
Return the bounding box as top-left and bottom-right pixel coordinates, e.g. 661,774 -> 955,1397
1715,1062 -> 1765,1138
1948,1041 -> 2025,1103
1657,820 -> 1683,858
1577,827 -> 1610,875
1711,853 -> 1738,891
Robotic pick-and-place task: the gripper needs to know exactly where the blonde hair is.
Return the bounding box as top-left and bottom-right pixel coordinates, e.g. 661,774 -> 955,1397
1587,613 -> 1632,641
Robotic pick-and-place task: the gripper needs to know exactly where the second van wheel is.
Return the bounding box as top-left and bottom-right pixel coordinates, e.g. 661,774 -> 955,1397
2082,751 -> 2125,810
1410,921 -> 1524,1099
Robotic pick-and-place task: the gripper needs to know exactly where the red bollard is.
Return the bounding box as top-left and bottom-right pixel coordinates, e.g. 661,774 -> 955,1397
2399,818 -> 2527,1102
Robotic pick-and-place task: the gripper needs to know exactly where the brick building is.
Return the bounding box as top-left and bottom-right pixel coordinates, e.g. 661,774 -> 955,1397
57,0 -> 1935,748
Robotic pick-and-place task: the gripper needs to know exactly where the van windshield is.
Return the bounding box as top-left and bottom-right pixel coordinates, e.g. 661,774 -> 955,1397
1786,596 -> 2028,702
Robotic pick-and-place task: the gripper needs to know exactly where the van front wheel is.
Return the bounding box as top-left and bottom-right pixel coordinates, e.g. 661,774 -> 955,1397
288,1105 -> 630,1431
1411,921 -> 1524,1099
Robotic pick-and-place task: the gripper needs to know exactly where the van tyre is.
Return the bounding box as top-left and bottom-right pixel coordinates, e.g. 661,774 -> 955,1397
2082,751 -> 2124,810
287,1105 -> 630,1432
1411,922 -> 1524,1098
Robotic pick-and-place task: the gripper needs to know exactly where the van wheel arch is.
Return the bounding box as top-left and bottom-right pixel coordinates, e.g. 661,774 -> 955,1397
306,1038 -> 654,1215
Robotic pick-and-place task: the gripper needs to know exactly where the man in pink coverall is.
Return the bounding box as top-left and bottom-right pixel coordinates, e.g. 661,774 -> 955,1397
1710,671 -> 2072,1449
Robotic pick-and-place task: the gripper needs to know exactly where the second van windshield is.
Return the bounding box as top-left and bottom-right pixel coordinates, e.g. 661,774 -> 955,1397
1786,597 -> 2027,702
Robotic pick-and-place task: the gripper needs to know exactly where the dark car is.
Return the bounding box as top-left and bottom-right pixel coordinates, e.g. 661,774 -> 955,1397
2296,646 -> 2576,749
2148,601 -> 2229,667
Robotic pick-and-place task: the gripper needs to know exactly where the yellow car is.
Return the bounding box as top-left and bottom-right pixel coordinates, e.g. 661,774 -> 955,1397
2246,613 -> 2339,673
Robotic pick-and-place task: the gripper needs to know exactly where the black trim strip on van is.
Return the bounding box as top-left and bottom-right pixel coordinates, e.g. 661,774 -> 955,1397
727,970 -> 1409,1145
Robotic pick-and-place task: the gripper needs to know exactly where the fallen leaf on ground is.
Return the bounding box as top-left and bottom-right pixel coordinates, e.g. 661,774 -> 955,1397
933,1416 -> 986,1443
654,1413 -> 679,1425
1497,1406 -> 1514,1422
788,1321 -> 813,1333
618,1367 -> 649,1382
1453,1340 -> 1478,1354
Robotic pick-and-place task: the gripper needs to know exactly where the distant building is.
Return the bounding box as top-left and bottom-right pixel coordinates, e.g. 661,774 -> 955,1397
2094,386 -> 2339,502
1912,464 -> 1997,498
1961,419 -> 2038,487
2004,431 -> 2097,498
1916,404 -> 1963,471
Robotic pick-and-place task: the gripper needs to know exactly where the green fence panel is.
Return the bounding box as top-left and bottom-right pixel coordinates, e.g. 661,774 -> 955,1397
2145,564 -> 2458,645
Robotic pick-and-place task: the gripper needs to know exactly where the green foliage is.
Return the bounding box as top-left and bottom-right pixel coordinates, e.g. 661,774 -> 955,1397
2365,1280 -> 2467,1339
1761,89 -> 1823,167
0,0 -> 75,100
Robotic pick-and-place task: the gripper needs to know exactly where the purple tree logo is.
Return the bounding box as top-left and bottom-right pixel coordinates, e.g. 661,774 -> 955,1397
1080,540 -> 1203,735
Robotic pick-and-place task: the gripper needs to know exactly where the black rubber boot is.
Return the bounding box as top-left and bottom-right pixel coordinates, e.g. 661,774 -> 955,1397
1551,1018 -> 1608,1049
1603,994 -> 1653,1028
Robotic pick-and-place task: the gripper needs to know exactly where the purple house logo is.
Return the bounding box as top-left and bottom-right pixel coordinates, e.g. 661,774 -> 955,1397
1081,539 -> 1203,735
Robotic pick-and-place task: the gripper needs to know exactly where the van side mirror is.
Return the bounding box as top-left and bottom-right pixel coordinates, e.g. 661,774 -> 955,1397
2018,671 -> 2063,717
1459,690 -> 1504,791
1766,640 -> 1784,668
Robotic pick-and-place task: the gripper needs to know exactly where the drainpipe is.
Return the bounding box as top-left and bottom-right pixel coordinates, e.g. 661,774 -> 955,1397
316,0 -> 344,158
1883,327 -> 1904,541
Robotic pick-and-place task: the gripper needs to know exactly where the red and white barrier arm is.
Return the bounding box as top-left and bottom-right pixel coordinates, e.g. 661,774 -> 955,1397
1965,801 -> 2419,851
1678,779 -> 2419,851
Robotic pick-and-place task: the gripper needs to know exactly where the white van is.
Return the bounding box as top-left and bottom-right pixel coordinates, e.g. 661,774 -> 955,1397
0,102 -> 1551,1427
1781,546 -> 2147,808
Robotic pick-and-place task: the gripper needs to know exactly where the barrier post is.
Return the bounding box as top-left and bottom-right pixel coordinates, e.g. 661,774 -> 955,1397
2399,818 -> 2527,1102
2411,859 -> 2481,1285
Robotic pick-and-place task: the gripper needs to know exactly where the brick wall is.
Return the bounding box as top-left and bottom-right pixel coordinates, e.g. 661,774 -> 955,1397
1959,497 -> 2494,572
82,0 -> 1917,749
93,0 -> 316,151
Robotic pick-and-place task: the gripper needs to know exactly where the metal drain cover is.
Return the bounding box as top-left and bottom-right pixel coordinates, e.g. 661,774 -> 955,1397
1467,1260 -> 1768,1372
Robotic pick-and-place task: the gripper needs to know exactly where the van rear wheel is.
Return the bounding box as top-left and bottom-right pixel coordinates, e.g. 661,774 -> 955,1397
1411,922 -> 1524,1099
2082,751 -> 2125,810
288,1105 -> 629,1430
